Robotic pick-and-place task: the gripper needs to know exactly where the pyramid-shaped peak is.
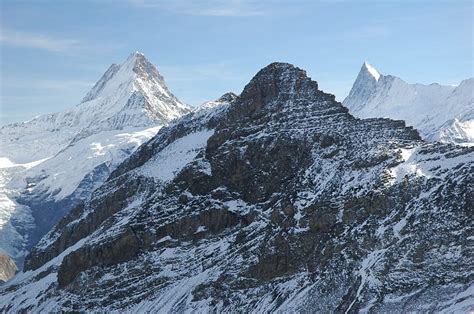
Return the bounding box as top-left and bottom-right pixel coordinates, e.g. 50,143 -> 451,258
81,52 -> 166,104
122,51 -> 161,77
240,62 -> 318,101
254,62 -> 309,82
125,51 -> 150,65
217,92 -> 238,103
132,51 -> 145,57
74,51 -> 190,131
125,51 -> 146,63
362,61 -> 381,81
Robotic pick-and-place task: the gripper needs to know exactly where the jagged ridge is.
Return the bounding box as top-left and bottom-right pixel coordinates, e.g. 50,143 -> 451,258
343,62 -> 474,146
1,63 -> 473,312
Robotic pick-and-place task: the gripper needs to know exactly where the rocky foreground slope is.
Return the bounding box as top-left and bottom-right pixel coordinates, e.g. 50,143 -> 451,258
1,63 -> 472,312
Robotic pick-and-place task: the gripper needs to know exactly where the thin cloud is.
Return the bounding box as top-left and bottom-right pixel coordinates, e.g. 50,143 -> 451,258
2,78 -> 94,94
124,0 -> 269,17
0,29 -> 86,53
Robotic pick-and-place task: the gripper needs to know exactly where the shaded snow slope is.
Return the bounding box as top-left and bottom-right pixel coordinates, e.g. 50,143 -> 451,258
343,62 -> 473,146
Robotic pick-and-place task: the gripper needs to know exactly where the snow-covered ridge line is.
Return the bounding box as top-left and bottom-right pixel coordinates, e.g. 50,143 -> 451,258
343,62 -> 473,146
363,61 -> 380,81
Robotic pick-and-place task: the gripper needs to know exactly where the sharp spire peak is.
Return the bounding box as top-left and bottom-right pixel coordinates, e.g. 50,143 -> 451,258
123,51 -> 149,66
362,61 -> 381,81
127,51 -> 145,58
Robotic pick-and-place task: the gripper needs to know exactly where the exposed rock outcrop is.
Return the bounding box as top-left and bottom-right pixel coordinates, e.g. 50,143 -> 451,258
0,255 -> 17,282
1,63 -> 472,312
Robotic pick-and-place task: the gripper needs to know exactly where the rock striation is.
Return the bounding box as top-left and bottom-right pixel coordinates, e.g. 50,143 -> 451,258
1,63 -> 472,312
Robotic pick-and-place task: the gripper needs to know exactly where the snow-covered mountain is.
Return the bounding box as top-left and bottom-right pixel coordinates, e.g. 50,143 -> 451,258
2,63 -> 472,312
0,52 -> 191,272
343,62 -> 474,146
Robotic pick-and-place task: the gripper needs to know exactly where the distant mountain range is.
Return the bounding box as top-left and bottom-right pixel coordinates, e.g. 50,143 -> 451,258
0,59 -> 472,312
343,61 -> 473,146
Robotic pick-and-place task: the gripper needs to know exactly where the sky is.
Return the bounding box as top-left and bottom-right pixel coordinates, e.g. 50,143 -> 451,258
0,0 -> 472,125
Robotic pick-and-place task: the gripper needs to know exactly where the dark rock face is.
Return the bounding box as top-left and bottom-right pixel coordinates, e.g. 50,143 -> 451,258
23,174 -> 149,272
1,64 -> 472,312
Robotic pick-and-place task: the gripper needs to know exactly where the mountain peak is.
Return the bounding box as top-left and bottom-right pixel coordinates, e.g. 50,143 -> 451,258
121,51 -> 163,80
217,92 -> 238,103
240,62 -> 319,102
81,52 -> 166,105
342,61 -> 381,113
362,61 -> 381,81
344,61 -> 473,145
76,52 -> 190,131
123,51 -> 147,66
129,51 -> 145,58
252,62 -> 310,83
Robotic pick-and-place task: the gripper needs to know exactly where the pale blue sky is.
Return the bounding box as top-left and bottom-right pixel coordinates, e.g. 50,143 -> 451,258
0,0 -> 472,125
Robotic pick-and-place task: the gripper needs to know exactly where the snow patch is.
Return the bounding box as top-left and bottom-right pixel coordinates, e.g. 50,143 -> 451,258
139,129 -> 214,182
389,147 -> 426,182
364,61 -> 380,81
27,126 -> 162,200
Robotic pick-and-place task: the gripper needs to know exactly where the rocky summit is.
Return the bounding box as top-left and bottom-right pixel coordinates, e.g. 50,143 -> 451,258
1,63 -> 472,312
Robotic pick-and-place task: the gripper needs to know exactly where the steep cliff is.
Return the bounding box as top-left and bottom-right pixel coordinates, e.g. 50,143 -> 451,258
1,63 -> 472,312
